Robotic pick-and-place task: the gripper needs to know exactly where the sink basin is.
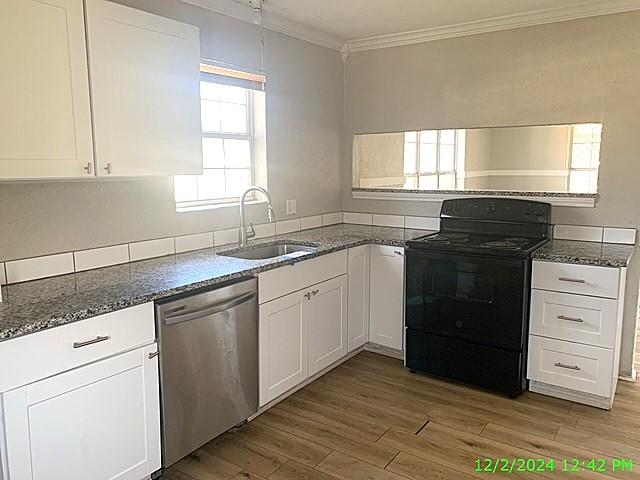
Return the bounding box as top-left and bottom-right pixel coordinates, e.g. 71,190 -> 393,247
219,244 -> 317,260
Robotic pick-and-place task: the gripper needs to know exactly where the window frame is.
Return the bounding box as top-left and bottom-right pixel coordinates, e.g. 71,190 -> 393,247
404,130 -> 459,190
175,68 -> 260,211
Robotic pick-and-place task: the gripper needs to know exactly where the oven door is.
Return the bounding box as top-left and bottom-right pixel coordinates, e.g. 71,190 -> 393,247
405,248 -> 529,351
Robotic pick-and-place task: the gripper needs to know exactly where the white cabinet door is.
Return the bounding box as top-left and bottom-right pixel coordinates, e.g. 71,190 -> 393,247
85,0 -> 202,177
307,275 -> 348,375
0,0 -> 94,179
370,245 -> 405,350
259,291 -> 307,406
2,345 -> 161,480
347,246 -> 370,351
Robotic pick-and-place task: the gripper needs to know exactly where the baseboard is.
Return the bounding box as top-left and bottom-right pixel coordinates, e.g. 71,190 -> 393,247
530,380 -> 613,410
364,342 -> 404,360
619,368 -> 637,383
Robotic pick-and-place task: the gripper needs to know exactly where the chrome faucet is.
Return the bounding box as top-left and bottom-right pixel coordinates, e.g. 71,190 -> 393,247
239,186 -> 275,247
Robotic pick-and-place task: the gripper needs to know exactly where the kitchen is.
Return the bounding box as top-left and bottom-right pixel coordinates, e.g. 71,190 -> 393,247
0,0 -> 639,479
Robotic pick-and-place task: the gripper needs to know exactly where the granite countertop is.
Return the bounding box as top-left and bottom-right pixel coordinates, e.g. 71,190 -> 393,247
0,224 -> 431,342
352,187 -> 598,199
1,224 -> 634,343
532,239 -> 635,268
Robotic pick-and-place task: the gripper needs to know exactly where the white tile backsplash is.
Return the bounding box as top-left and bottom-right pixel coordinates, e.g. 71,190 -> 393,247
174,232 -> 214,253
554,225 -> 603,242
0,263 -> 6,285
372,214 -> 404,228
322,212 -> 343,226
603,227 -> 637,245
343,212 -> 373,225
74,245 -> 130,272
129,238 -> 175,262
214,228 -> 240,246
276,218 -> 302,235
253,222 -> 276,239
301,215 -> 323,230
405,216 -> 440,231
6,253 -> 75,284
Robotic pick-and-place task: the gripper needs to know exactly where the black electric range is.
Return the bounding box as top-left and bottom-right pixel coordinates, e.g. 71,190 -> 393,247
404,197 -> 551,397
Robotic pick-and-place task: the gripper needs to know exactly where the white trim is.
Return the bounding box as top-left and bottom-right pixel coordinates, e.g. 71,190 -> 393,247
352,189 -> 596,207
181,0 -> 345,51
461,169 -> 569,179
343,0 -> 640,54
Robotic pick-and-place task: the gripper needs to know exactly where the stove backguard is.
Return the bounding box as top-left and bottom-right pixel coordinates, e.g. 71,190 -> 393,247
439,198 -> 552,239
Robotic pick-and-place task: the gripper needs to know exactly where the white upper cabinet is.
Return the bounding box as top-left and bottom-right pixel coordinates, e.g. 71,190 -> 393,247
0,0 -> 94,179
85,0 -> 202,177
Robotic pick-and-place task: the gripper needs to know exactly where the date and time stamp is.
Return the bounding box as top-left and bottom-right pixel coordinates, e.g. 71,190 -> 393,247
475,458 -> 634,474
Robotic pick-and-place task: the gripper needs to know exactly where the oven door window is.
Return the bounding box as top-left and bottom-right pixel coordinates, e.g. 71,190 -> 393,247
406,251 -> 526,350
432,269 -> 495,305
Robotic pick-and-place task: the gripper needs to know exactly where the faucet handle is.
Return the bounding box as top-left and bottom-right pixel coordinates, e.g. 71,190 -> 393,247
246,222 -> 256,239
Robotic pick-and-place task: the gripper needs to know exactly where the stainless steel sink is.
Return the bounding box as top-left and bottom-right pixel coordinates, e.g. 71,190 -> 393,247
219,244 -> 317,260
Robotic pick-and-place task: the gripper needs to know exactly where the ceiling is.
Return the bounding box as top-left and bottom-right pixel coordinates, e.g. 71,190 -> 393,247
190,0 -> 640,51
259,0 -> 610,40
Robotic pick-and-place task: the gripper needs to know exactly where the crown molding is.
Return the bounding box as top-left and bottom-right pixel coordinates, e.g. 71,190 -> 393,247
343,0 -> 640,54
181,0 -> 345,51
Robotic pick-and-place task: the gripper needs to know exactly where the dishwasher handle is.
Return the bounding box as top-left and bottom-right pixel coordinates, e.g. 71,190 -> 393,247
163,291 -> 257,326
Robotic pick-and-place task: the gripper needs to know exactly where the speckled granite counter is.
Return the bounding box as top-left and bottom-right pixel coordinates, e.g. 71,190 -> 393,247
0,224 -> 431,342
352,187 -> 598,200
532,239 -> 635,268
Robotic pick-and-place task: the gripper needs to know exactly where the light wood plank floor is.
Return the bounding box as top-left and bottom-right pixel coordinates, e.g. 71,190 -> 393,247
162,351 -> 640,480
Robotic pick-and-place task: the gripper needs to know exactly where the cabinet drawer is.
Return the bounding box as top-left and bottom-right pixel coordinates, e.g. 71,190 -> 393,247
530,290 -> 618,348
527,336 -> 614,398
532,261 -> 620,299
0,303 -> 155,393
258,250 -> 347,304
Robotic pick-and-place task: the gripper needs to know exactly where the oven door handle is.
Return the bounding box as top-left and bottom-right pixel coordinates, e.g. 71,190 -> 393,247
433,292 -> 494,305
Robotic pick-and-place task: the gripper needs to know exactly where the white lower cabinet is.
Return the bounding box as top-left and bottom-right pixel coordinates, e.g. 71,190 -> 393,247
1,344 -> 161,480
369,245 -> 405,350
347,245 -> 370,351
259,290 -> 307,405
528,260 -> 627,409
259,274 -> 347,406
308,276 -> 348,375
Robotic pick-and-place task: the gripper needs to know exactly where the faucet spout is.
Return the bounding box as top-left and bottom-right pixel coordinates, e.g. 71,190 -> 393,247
239,186 -> 275,247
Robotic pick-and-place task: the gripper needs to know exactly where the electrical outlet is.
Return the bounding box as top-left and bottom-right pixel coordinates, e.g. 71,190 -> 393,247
286,199 -> 297,216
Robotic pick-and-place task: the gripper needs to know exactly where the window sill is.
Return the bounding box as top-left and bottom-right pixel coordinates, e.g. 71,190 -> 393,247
176,199 -> 266,213
351,188 -> 597,208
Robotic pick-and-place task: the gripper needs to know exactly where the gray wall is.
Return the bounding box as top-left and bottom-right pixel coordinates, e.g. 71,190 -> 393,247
0,0 -> 344,261
342,12 -> 640,376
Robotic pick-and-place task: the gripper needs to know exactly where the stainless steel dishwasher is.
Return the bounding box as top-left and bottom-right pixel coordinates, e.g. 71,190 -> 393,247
155,277 -> 258,468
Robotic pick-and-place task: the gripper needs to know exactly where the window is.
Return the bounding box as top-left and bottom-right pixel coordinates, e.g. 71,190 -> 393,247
403,130 -> 464,190
569,123 -> 601,193
175,64 -> 265,210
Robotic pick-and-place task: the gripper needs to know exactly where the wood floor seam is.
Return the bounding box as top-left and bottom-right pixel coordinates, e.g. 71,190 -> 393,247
164,352 -> 640,480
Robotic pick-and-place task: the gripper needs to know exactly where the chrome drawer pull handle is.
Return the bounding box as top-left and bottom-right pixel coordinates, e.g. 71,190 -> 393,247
557,315 -> 584,323
73,335 -> 110,349
311,289 -> 319,296
304,292 -> 311,300
554,362 -> 581,371
558,277 -> 586,284
148,351 -> 159,359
